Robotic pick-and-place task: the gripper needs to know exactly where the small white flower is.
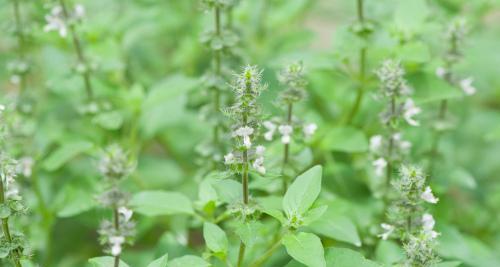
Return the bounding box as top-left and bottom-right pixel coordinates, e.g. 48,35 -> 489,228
378,223 -> 394,240
303,123 -> 317,138
255,145 -> 265,156
263,121 -> 276,141
224,153 -> 235,165
373,158 -> 387,177
10,75 -> 21,85
402,99 -> 421,126
18,157 -> 34,177
74,4 -> 85,19
460,77 -> 476,95
422,213 -> 439,239
370,135 -> 383,153
435,67 -> 447,78
118,207 -> 133,222
278,125 -> 293,144
234,126 -> 254,148
44,5 -> 68,38
252,157 -> 266,174
0,104 -> 5,112
421,186 -> 439,204
109,236 -> 125,256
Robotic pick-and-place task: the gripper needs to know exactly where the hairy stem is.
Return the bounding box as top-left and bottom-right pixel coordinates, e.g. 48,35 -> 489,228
346,0 -> 366,124
248,234 -> 284,267
386,96 -> 396,189
59,0 -> 93,100
282,103 -> 293,193
0,179 -> 23,267
212,6 -> 222,146
113,206 -> 120,267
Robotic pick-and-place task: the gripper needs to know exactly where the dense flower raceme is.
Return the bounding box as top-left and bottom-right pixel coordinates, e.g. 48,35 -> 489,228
380,165 -> 440,267
44,3 -> 85,38
223,66 -> 267,175
97,145 -> 136,259
435,18 -> 477,96
0,105 -> 30,262
369,60 -> 420,180
262,62 -> 317,145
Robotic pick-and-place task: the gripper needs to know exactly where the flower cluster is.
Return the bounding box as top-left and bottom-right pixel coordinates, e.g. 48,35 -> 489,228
6,59 -> 29,85
97,144 -> 136,259
223,66 -> 267,174
262,62 -> 317,145
435,18 -> 476,96
0,106 -> 29,263
370,60 -> 420,181
44,3 -> 85,38
379,165 -> 440,267
98,144 -> 135,181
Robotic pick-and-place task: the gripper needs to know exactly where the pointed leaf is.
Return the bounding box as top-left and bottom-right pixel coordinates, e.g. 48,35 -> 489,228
282,232 -> 326,267
130,191 -> 194,216
203,222 -> 228,254
147,253 -> 169,267
283,166 -> 322,217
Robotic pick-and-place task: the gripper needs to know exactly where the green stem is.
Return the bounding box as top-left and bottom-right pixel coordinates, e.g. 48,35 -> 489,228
236,242 -> 246,267
0,179 -> 23,267
212,6 -> 222,147
282,103 -> 293,193
59,0 -> 93,100
113,206 -> 120,267
248,235 -> 284,267
385,96 -> 396,189
346,0 -> 366,124
12,0 -> 26,93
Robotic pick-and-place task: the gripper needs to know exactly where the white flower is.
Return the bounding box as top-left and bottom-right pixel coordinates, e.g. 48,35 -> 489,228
421,186 -> 439,204
378,223 -> 394,240
0,104 -> 5,114
18,157 -> 34,177
422,213 -> 439,239
234,126 -> 254,148
10,75 -> 21,85
435,67 -> 447,78
118,207 -> 133,222
109,236 -> 125,256
392,133 -> 412,152
224,153 -> 235,165
252,157 -> 266,174
303,123 -> 317,138
370,135 -> 383,153
263,121 -> 276,141
44,5 -> 68,38
74,4 -> 85,19
373,158 -> 387,177
278,125 -> 293,144
403,99 -> 421,126
255,145 -> 265,156
460,77 -> 476,95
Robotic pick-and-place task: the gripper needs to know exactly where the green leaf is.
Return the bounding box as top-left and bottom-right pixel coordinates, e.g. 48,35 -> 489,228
88,256 -> 130,267
397,42 -> 431,63
325,247 -> 381,267
282,232 -> 326,267
394,0 -> 429,32
432,262 -> 462,267
234,220 -> 264,247
147,253 -> 169,267
55,184 -> 97,218
412,73 -> 462,104
203,222 -> 228,254
321,127 -> 368,153
92,111 -> 124,130
167,255 -> 210,267
0,204 -> 11,219
283,165 -> 322,217
130,191 -> 194,216
375,240 -> 404,265
42,140 -> 93,171
309,211 -> 361,247
212,179 -> 242,204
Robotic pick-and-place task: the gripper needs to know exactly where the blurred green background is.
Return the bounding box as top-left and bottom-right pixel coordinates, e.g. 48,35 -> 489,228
1,0 -> 500,266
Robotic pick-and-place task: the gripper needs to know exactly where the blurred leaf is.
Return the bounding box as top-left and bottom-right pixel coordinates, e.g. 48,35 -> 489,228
147,253 -> 169,267
308,210 -> 361,247
283,232 -> 326,267
375,240 -> 404,265
88,256 -> 130,267
203,222 -> 228,254
130,191 -> 194,216
325,247 -> 381,267
321,127 -> 368,153
167,255 -> 209,267
42,140 -> 93,171
212,179 -> 242,204
92,111 -> 124,130
394,0 -> 429,32
283,165 -> 322,216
